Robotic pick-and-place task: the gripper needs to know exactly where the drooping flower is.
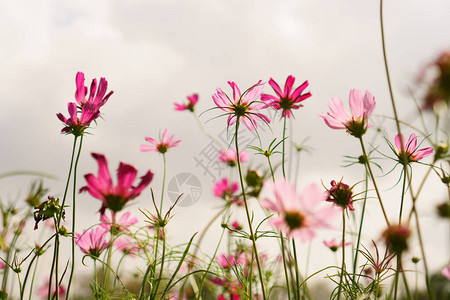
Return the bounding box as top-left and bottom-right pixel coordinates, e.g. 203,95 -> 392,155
261,179 -> 336,241
140,128 -> 181,154
218,148 -> 248,167
100,211 -> 138,233
393,133 -> 434,165
75,227 -> 109,258
212,80 -> 270,130
75,71 -> 114,108
324,180 -> 355,211
174,93 -> 198,112
319,89 -> 376,138
323,239 -> 351,252
80,153 -> 154,214
56,102 -> 100,136
382,224 -> 411,255
261,75 -> 311,118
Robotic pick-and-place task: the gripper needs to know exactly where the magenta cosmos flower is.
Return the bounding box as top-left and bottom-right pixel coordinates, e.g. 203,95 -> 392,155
262,179 -> 336,241
75,227 -> 109,258
75,71 -> 114,108
80,153 -> 154,214
319,89 -> 376,138
140,128 -> 181,154
218,148 -> 248,167
324,180 -> 355,211
100,211 -> 138,233
214,178 -> 239,198
174,93 -> 198,112
394,133 -> 434,165
261,75 -> 311,118
57,102 -> 100,136
212,80 -> 270,130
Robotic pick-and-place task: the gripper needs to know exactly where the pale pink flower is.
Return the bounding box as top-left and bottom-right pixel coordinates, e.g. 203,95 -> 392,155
114,235 -> 140,255
213,178 -> 239,199
56,102 -> 100,136
174,93 -> 198,112
319,89 -> 376,138
261,75 -> 311,118
442,264 -> 450,280
80,153 -> 154,214
213,80 -> 270,130
140,128 -> 181,154
37,279 -> 66,299
75,71 -> 113,108
323,238 -> 351,252
218,148 -> 248,167
100,211 -> 138,232
394,133 -> 434,164
261,179 -> 336,241
75,227 -> 109,258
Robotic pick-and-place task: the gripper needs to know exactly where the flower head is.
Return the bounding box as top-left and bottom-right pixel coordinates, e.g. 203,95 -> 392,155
213,178 -> 242,205
100,211 -> 138,233
56,102 -> 100,136
213,80 -> 270,130
323,239 -> 351,252
75,227 -> 109,258
80,153 -> 154,214
114,235 -> 140,255
261,179 -> 336,241
140,129 -> 181,154
319,89 -> 376,138
382,224 -> 411,255
218,148 -> 248,167
324,180 -> 355,211
174,93 -> 198,112
75,72 -> 113,108
393,133 -> 434,165
261,75 -> 311,118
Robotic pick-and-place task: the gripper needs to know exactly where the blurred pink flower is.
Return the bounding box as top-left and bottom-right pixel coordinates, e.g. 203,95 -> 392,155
214,178 -> 239,200
100,211 -> 138,233
213,80 -> 270,130
394,133 -> 434,164
75,71 -> 113,108
75,227 -> 109,258
261,75 -> 311,118
0,261 -> 4,269
261,179 -> 336,241
37,279 -> 66,299
114,235 -> 140,255
174,93 -> 198,112
218,148 -> 248,167
80,153 -> 154,214
140,128 -> 181,154
442,264 -> 450,280
231,221 -> 243,231
319,89 -> 376,138
57,102 -> 100,136
323,238 -> 351,252
216,253 -> 245,269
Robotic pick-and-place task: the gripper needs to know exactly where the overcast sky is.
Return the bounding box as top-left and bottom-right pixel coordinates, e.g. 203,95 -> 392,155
1,0 -> 449,291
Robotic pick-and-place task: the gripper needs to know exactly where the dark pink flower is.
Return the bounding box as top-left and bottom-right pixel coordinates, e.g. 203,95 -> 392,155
319,89 -> 376,138
261,75 -> 311,118
174,93 -> 198,112
100,211 -> 138,233
56,102 -> 100,136
261,179 -> 336,241
80,153 -> 154,214
216,253 -> 245,269
213,80 -> 270,130
140,128 -> 181,154
394,133 -> 434,165
75,71 -> 113,108
75,227 -> 109,257
323,238 -> 351,252
324,180 -> 355,211
213,178 -> 239,200
218,148 -> 248,167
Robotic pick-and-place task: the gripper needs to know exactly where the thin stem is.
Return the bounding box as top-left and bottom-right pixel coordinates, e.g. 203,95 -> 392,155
292,240 -> 300,300
104,213 -> 116,293
94,259 -> 98,299
399,167 -> 407,224
234,118 -> 266,299
193,112 -> 226,150
28,256 -> 39,300
282,116 -> 287,178
267,157 -> 275,182
160,153 -> 167,213
394,257 -> 400,300
66,135 -> 84,298
279,234 -> 291,300
152,228 -> 166,298
337,211 -> 346,300
359,137 -> 390,226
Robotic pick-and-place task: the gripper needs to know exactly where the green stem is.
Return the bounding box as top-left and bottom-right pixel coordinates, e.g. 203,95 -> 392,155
282,116 -> 287,178
267,157 -> 275,182
399,167 -> 407,224
234,118 -> 266,300
94,259 -> 98,299
394,257 -> 401,300
292,240 -> 300,300
337,211 -> 346,300
159,154 -> 167,213
104,213 -> 116,293
280,234 -> 292,300
152,228 -> 166,298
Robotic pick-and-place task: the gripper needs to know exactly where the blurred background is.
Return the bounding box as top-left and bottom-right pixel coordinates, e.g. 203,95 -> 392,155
1,0 -> 449,297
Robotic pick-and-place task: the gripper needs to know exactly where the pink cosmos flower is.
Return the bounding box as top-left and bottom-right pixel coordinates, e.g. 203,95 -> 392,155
324,180 -> 355,211
100,211 -> 138,233
37,279 -> 66,299
261,75 -> 311,118
442,264 -> 450,280
323,239 -> 351,252
261,179 -> 336,241
140,128 -> 181,154
174,93 -> 198,112
114,235 -> 140,255
319,89 -> 376,138
75,71 -> 113,108
212,80 -> 270,130
75,227 -> 109,257
80,153 -> 154,214
394,133 -> 434,164
216,253 -> 245,269
214,178 -> 239,199
56,102 -> 100,136
218,148 -> 248,167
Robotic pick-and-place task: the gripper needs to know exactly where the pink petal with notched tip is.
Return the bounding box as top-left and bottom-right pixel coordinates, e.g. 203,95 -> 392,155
130,171 -> 154,198
328,97 -> 350,123
291,80 -> 309,100
268,78 -> 283,98
319,113 -> 347,129
243,80 -> 264,103
349,89 -> 364,119
91,153 -> 113,189
116,163 -> 137,195
284,75 -> 295,97
228,81 -> 241,102
83,173 -> 105,200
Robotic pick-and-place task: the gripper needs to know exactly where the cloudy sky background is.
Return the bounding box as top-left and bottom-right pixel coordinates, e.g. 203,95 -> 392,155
1,0 -> 449,292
